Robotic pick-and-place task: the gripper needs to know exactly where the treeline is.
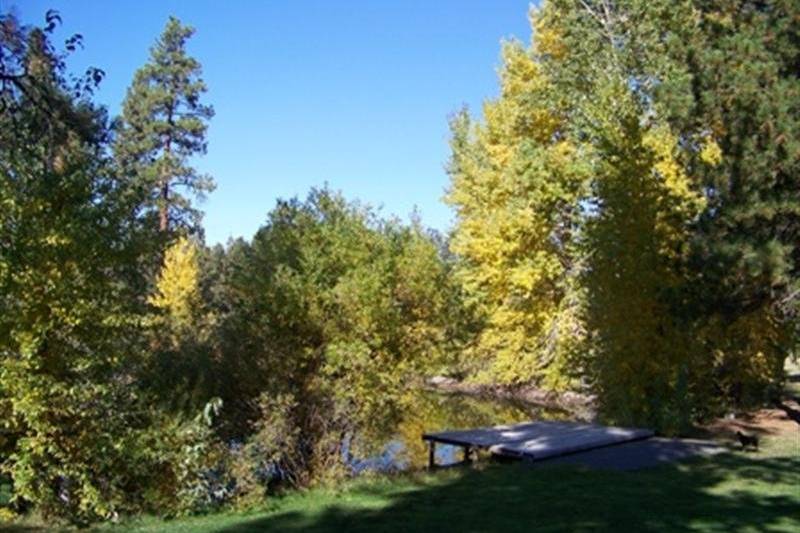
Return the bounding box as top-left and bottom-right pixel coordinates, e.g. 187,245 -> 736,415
1,0 -> 798,525
447,0 -> 799,431
0,12 -> 466,522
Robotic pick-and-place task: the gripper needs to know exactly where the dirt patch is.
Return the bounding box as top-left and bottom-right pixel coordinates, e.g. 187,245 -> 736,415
695,399 -> 800,443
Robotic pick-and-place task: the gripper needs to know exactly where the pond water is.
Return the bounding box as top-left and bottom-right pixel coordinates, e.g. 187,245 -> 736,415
349,391 -> 570,472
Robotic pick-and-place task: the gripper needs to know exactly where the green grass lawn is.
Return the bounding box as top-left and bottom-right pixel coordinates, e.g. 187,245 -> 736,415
3,435 -> 798,533
78,428 -> 796,533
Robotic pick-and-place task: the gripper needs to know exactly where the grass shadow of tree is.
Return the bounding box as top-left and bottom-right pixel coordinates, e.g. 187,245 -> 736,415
214,452 -> 800,532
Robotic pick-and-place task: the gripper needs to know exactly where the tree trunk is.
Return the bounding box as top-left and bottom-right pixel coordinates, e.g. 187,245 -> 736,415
160,103 -> 174,233
159,180 -> 169,232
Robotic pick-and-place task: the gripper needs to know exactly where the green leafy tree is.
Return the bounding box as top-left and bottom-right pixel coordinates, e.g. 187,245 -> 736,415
114,16 -> 214,234
214,189 -> 461,485
0,12 -> 152,522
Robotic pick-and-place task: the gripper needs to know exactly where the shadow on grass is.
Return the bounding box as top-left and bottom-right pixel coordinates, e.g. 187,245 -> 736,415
214,452 -> 800,533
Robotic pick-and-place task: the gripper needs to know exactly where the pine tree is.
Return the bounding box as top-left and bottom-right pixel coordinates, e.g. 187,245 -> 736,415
678,0 -> 800,405
114,16 -> 214,234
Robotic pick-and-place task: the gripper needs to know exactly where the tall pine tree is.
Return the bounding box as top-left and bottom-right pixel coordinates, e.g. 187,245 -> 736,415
115,16 -> 213,235
678,0 -> 799,406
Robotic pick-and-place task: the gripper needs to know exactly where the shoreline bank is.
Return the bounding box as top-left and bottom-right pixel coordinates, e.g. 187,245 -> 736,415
424,376 -> 596,421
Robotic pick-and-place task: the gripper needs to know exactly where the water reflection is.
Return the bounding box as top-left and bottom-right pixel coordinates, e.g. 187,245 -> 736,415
351,391 -> 569,472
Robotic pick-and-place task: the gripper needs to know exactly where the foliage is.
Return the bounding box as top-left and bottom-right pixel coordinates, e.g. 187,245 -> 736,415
142,238 -> 222,420
213,189 -> 461,484
445,36 -> 588,387
226,393 -> 299,508
446,0 -> 799,431
114,16 -> 214,234
0,11 -> 151,522
149,237 -> 204,340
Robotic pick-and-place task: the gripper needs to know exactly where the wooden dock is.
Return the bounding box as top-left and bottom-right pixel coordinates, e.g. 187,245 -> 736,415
422,421 -> 654,468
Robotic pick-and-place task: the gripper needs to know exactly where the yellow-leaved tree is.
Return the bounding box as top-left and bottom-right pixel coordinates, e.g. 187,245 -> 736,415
446,1 -> 729,432
149,236 -> 204,344
446,20 -> 589,388
578,78 -> 708,432
145,235 -> 220,416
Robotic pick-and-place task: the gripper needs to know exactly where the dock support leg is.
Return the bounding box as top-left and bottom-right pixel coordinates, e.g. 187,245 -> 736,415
463,445 -> 473,464
428,440 -> 436,470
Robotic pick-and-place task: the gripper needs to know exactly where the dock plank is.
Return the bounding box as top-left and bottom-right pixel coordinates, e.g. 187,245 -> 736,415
423,421 -> 654,462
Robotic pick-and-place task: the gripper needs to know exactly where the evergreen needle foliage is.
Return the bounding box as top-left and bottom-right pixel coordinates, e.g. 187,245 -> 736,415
114,16 -> 214,235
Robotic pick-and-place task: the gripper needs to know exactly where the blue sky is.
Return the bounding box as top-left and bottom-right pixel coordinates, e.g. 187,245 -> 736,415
11,0 -> 533,244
